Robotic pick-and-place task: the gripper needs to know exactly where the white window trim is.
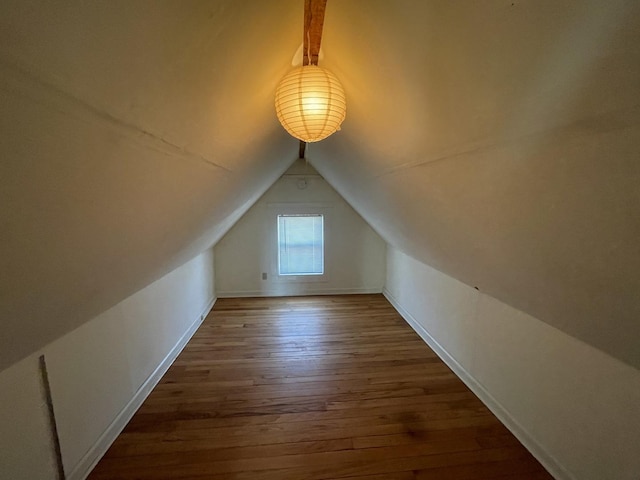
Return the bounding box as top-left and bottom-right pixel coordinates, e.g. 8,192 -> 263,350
268,203 -> 332,284
277,214 -> 324,276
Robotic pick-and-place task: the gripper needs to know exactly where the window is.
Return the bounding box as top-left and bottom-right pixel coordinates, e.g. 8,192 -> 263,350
277,214 -> 324,275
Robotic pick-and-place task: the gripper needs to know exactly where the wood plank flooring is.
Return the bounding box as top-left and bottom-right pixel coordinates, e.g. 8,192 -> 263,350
88,294 -> 553,480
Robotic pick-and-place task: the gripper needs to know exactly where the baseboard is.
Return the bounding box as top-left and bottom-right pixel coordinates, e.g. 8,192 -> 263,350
67,296 -> 217,480
382,288 -> 573,480
217,287 -> 382,298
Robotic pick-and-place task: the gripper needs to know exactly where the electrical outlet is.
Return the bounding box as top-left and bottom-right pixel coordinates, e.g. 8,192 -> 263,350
262,272 -> 267,280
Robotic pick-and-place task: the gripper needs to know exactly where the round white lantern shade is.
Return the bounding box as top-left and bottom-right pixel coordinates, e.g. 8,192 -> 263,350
275,65 -> 346,143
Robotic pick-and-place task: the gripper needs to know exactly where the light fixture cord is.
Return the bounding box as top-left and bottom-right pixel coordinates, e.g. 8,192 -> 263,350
306,30 -> 311,66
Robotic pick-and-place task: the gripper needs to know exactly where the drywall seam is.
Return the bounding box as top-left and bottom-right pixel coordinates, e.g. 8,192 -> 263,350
216,287 -> 382,298
67,296 -> 216,480
382,288 -> 573,480
0,54 -> 232,173
374,103 -> 640,178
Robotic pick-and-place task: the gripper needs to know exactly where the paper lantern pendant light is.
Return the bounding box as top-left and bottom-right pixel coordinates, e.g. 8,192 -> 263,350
275,65 -> 346,143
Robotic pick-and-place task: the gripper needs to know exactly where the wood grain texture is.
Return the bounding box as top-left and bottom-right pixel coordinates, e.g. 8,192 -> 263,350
303,0 -> 327,66
299,0 -> 328,160
88,295 -> 553,479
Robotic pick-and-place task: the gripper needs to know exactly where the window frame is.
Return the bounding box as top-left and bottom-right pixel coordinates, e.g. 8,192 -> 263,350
268,203 -> 332,284
277,213 -> 324,276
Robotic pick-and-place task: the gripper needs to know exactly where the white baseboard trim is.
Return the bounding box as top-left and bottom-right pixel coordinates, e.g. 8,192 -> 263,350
67,296 -> 217,480
382,288 -> 573,480
217,287 -> 382,298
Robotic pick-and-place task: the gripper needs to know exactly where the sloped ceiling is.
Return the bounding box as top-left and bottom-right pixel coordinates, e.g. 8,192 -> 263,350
0,0 -> 302,370
1,0 -> 639,371
310,0 -> 640,368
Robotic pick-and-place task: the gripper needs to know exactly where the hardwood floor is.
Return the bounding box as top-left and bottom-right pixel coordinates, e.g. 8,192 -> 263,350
89,294 -> 553,480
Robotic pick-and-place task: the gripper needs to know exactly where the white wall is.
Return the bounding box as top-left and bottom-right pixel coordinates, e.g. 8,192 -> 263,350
384,246 -> 640,480
215,160 -> 386,297
0,248 -> 216,480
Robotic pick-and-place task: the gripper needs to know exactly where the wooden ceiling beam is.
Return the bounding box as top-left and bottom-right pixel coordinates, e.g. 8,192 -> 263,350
302,0 -> 327,66
300,0 -> 328,157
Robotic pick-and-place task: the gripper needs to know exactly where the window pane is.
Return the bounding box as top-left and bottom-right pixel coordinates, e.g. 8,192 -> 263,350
278,214 -> 324,275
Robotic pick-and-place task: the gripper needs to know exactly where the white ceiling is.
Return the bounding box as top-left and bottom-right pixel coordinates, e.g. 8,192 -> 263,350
1,0 -> 639,370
